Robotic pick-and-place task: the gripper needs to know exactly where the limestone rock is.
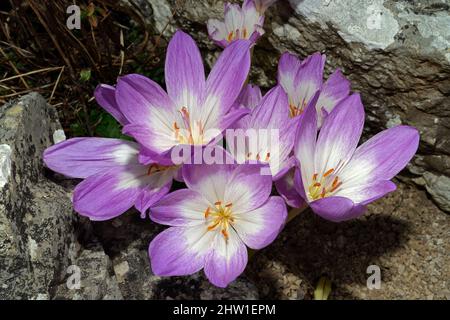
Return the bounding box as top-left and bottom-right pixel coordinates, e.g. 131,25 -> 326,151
148,0 -> 450,212
0,93 -> 78,299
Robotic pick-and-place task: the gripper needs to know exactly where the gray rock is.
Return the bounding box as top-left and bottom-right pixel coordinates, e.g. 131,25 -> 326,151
149,0 -> 450,212
97,213 -> 260,299
53,246 -> 123,300
0,93 -> 78,299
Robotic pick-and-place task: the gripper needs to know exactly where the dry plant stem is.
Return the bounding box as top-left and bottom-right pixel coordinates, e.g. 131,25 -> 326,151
248,204 -> 308,260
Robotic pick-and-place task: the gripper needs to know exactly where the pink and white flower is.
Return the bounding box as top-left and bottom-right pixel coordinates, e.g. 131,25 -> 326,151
292,93 -> 419,222
207,0 -> 265,48
44,138 -> 178,220
149,163 -> 287,287
120,31 -> 251,163
278,52 -> 351,127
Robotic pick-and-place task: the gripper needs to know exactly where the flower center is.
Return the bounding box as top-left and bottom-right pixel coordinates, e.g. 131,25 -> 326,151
147,164 -> 172,175
308,168 -> 343,200
204,201 -> 234,241
173,106 -> 205,145
289,98 -> 307,118
227,27 -> 248,42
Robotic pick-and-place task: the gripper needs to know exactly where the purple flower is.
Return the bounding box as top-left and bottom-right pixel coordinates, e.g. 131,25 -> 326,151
207,0 -> 265,48
278,52 -> 351,127
149,163 -> 287,287
292,93 -> 419,222
118,31 -> 251,163
44,138 -> 178,220
229,85 -> 300,180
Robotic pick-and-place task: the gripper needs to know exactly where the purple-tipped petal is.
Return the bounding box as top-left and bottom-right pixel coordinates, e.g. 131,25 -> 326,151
204,229 -> 248,288
315,93 -> 365,176
278,52 -> 302,98
275,168 -> 305,208
94,84 -> 128,125
293,166 -> 308,201
249,85 -> 289,129
43,138 -> 139,179
150,189 -> 210,227
116,74 -> 175,125
316,69 -> 351,127
149,226 -> 214,276
340,125 -> 420,187
165,31 -> 205,109
219,107 -> 250,132
310,196 -> 366,222
134,167 -> 176,215
122,123 -> 175,155
294,52 -> 325,106
236,84 -> 262,109
253,0 -> 277,13
224,164 -> 272,213
335,180 -> 397,205
233,196 -> 287,249
72,165 -> 148,221
294,91 -> 320,191
205,40 -> 251,118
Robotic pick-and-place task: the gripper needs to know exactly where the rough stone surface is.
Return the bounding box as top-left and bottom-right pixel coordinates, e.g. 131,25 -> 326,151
0,93 -> 78,299
151,0 -> 450,212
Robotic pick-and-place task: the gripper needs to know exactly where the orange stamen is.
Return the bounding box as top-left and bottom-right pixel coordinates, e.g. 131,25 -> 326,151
204,207 -> 210,218
324,168 -> 334,177
221,229 -> 229,240
227,31 -> 234,42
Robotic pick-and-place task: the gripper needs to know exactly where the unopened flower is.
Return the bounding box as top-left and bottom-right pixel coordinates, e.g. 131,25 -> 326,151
292,93 -> 419,222
118,31 -> 251,163
278,52 -> 351,127
207,0 -> 265,48
229,85 -> 300,179
149,163 -> 287,287
253,0 -> 277,14
44,138 -> 178,220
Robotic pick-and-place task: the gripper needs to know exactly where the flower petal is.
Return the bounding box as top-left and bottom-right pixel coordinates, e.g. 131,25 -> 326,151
150,189 -> 210,227
310,196 -> 366,222
149,226 -> 215,276
315,93 -> 365,177
294,91 -> 320,194
122,123 -> 175,155
236,84 -> 262,109
233,196 -> 287,249
134,167 -> 177,215
278,52 -> 302,99
339,125 -> 420,187
249,85 -> 289,129
275,168 -> 305,208
316,69 -> 351,127
224,164 -> 272,213
204,229 -> 248,288
43,138 -> 139,179
204,39 -> 251,121
72,165 -> 149,221
116,73 -> 175,125
335,180 -> 397,204
207,18 -> 228,48
165,31 -> 205,111
94,84 -> 128,125
294,52 -> 325,107
183,163 -> 237,204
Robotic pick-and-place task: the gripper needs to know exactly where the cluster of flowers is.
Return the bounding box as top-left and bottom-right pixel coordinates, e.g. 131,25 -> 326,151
44,0 -> 419,288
